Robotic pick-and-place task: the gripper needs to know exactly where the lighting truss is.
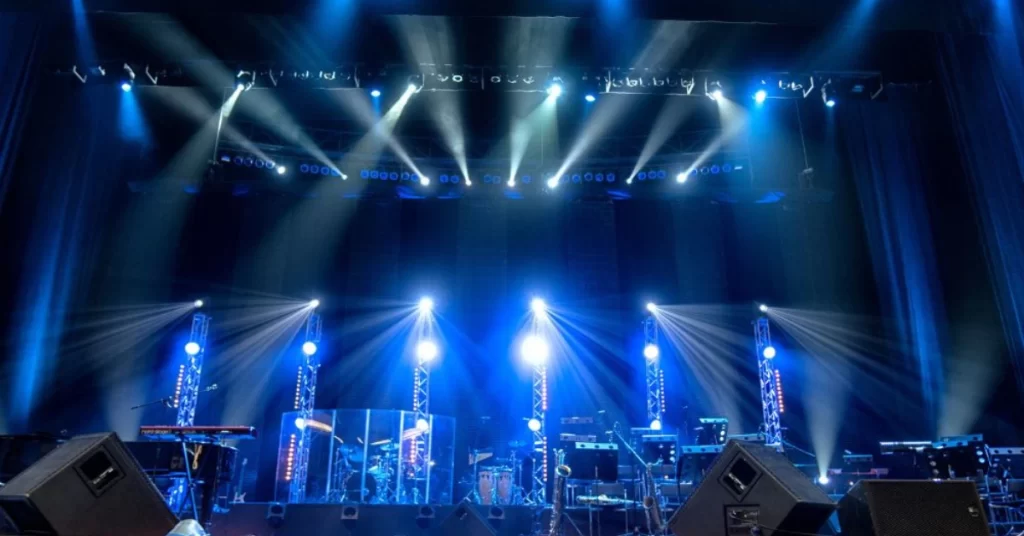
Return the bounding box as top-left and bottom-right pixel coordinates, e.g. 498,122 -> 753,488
407,351 -> 432,504
175,312 -> 211,426
289,313 -> 323,504
753,317 -> 782,448
528,359 -> 548,505
643,316 -> 665,426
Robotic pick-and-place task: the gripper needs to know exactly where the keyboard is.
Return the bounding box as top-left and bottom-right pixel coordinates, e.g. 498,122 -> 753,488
138,425 -> 257,443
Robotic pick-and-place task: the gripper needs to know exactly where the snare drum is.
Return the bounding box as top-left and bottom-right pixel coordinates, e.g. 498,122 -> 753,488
495,468 -> 513,505
477,469 -> 495,505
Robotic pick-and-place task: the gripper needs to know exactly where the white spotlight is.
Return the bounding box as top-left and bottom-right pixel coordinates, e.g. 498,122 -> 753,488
407,83 -> 418,93
302,341 -> 318,356
294,417 -> 307,430
420,176 -> 430,186
184,342 -> 201,356
644,344 -> 660,360
546,83 -> 563,97
416,418 -> 430,432
530,298 -> 547,315
507,178 -> 516,188
527,418 -> 542,432
418,297 -> 434,313
649,419 -> 662,431
521,335 -> 550,366
762,346 -> 777,359
646,302 -> 657,313
416,340 -> 439,363
759,304 -> 769,313
276,165 -> 287,175
193,299 -> 204,309
546,177 -> 559,189
817,475 -> 830,485
710,89 -> 723,101
676,172 -> 688,184
310,299 -> 321,308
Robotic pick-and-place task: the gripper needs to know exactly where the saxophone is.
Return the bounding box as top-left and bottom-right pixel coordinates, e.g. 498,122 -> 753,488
643,463 -> 664,534
548,449 -> 571,536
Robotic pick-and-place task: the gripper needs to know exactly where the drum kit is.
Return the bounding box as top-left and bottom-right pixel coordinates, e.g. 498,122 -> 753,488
329,440 -> 403,504
465,440 -> 531,505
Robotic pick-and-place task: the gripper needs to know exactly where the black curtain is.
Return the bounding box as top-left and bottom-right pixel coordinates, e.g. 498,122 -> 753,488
0,13 -> 43,210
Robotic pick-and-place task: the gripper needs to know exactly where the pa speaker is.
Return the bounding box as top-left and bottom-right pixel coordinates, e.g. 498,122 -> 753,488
668,440 -> 835,536
438,500 -> 496,536
839,480 -> 988,536
0,432 -> 177,536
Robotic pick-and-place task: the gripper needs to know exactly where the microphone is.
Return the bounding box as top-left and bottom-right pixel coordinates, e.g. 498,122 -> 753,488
205,383 -> 218,391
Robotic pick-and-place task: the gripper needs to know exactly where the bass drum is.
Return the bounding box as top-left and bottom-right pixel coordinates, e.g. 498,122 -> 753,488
343,472 -> 379,503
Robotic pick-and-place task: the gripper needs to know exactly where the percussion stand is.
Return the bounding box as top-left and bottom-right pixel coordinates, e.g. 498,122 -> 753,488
465,448 -> 483,503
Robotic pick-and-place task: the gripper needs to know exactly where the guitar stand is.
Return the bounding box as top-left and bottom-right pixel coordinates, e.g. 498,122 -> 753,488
175,436 -> 200,521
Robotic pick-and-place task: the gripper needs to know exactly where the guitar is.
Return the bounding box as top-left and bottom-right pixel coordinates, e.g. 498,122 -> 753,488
232,458 -> 248,503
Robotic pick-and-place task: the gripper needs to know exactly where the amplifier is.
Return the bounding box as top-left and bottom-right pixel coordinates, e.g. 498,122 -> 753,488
564,442 -> 618,482
560,433 -> 598,443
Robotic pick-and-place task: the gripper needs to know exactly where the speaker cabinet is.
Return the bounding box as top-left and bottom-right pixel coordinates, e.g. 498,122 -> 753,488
0,432 -> 177,536
839,480 -> 989,536
668,440 -> 835,536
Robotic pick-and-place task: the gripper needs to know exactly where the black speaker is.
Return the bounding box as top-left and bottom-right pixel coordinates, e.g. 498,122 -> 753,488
438,500 -> 496,536
839,480 -> 989,536
668,440 -> 835,536
0,432 -> 177,536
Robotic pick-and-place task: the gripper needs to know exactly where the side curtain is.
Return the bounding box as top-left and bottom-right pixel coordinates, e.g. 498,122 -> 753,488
0,12 -> 43,212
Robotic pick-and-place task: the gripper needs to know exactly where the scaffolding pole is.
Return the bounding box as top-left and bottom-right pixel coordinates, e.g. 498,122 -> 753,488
407,352 -> 431,504
289,313 -> 323,504
643,316 -> 665,428
527,362 -> 548,505
754,317 -> 782,447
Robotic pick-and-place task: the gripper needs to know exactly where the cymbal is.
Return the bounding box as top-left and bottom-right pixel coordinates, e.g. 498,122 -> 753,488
379,443 -> 399,452
507,440 -> 527,449
370,439 -> 393,446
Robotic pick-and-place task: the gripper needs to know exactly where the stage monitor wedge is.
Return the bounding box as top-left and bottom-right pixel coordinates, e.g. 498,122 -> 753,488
839,480 -> 989,536
0,432 -> 177,536
668,440 -> 835,536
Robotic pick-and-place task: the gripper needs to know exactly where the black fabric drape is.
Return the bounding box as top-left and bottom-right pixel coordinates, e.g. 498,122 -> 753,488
0,13 -> 43,213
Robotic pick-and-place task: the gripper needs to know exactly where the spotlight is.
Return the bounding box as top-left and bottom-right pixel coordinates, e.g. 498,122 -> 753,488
546,83 -> 563,97
676,172 -> 688,184
710,89 -> 723,101
294,417 -> 306,430
302,341 -> 318,356
825,98 -> 836,108
407,83 -> 418,93
650,419 -> 662,431
416,340 -> 439,363
754,89 -> 767,104
530,298 -> 547,315
184,342 -> 201,356
817,475 -> 830,485
759,304 -> 769,313
416,418 -> 430,432
706,79 -> 724,101
822,80 -> 837,108
419,176 -> 430,186
235,71 -> 254,92
276,166 -> 287,175
644,344 -> 660,360
418,297 -> 434,313
310,299 -> 321,308
521,335 -> 550,366
527,418 -> 542,432
646,302 -> 657,313
120,82 -> 133,92
193,299 -> 204,308
584,94 -> 596,103
546,177 -> 559,189
371,89 -> 381,98
762,346 -> 777,359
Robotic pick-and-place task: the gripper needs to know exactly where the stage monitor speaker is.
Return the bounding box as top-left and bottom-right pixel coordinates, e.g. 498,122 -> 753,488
0,432 -> 177,536
838,480 -> 989,536
668,440 -> 835,536
438,500 -> 496,536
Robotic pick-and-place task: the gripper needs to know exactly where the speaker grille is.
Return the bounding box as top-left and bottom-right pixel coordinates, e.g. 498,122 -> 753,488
843,480 -> 988,536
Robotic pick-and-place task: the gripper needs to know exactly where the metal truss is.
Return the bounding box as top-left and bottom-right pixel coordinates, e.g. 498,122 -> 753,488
527,362 -> 548,505
643,316 -> 664,427
289,313 -> 323,504
175,312 -> 210,426
405,354 -> 431,504
753,317 -> 782,447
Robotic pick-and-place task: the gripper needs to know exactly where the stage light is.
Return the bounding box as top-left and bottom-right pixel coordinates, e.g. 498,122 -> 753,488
416,340 -> 439,363
817,475 -> 830,485
507,178 -> 516,188
825,98 -> 836,108
302,341 -> 318,356
528,418 -> 542,432
416,418 -> 430,432
407,83 -> 418,93
276,166 -> 287,175
418,297 -> 434,313
822,80 -> 837,108
420,176 -> 430,186
763,346 -> 777,359
120,82 -> 133,92
646,302 -> 657,313
521,335 -> 550,366
310,299 -> 321,308
184,342 -> 201,356
584,94 -> 596,103
644,344 -> 660,360
759,304 -> 769,313
295,417 -> 307,430
754,89 -> 767,104
530,298 -> 547,315
546,177 -> 559,189
650,419 -> 662,431
676,172 -> 688,184
710,89 -> 723,101
193,299 -> 204,308
546,83 -> 563,97
371,89 -> 381,98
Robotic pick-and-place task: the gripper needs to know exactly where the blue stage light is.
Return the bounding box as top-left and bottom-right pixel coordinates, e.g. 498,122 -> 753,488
440,174 -> 450,183
418,297 -> 434,313
650,419 -> 662,431
361,170 -> 370,179
370,170 -> 379,179
531,298 -> 547,315
754,89 -> 767,104
371,89 -> 381,98
546,177 -> 559,189
521,175 -> 532,184
759,304 -> 769,313
763,346 -> 777,359
711,165 -> 721,174
233,156 -> 244,166
710,88 -> 723,101
420,176 -> 430,186
825,98 -> 836,108
584,172 -> 593,182
416,418 -> 430,432
310,299 -> 321,308
277,166 -> 287,175
676,172 -> 688,183
302,341 -> 318,356
402,172 -> 411,181
572,174 -> 581,183
193,300 -> 204,308
255,159 -> 266,169
547,83 -> 563,97
656,170 -> 666,180
389,172 -> 398,181
817,475 -> 830,485
646,302 -> 657,312
637,172 -> 647,181
528,418 -> 542,432
244,157 -> 254,167
121,82 -> 133,92
644,344 -> 660,360
606,173 -> 616,182
184,342 -> 201,356
416,340 -> 439,363
585,94 -> 596,103
451,175 -> 461,184
521,335 -> 550,365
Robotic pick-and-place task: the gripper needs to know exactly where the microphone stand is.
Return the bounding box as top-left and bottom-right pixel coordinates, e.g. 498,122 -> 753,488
612,423 -> 651,535
131,395 -> 174,411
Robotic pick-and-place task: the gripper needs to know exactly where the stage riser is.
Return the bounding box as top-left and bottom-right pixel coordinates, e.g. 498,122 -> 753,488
210,503 -> 655,536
